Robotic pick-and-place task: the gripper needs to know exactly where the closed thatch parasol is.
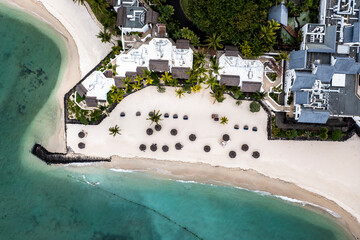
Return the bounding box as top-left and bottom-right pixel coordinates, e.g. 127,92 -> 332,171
189,134 -> 196,141
155,124 -> 162,131
241,144 -> 249,151
146,128 -> 153,135
229,151 -> 236,158
234,124 -> 239,130
136,111 -> 141,116
150,144 -> 157,152
78,131 -> 85,138
162,145 -> 169,152
173,114 -> 178,119
175,142 -> 183,150
223,134 -> 230,141
139,144 -> 146,151
252,151 -> 260,158
78,142 -> 85,149
252,127 -> 258,132
164,113 -> 169,118
183,115 -> 188,120
149,111 -> 154,116
244,125 -> 249,130
170,129 -> 177,136
120,112 -> 125,117
204,145 -> 211,152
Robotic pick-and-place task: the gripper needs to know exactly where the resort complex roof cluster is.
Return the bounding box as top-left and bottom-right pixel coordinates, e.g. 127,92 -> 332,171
285,0 -> 360,125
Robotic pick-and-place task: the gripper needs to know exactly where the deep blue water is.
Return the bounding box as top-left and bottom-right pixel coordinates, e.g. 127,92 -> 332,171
0,3 -> 352,240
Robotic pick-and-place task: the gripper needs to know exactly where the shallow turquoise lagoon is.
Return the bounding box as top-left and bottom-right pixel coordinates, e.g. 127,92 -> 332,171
0,3 -> 353,240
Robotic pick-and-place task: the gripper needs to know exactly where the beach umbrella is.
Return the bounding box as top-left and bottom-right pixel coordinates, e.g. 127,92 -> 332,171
164,113 -> 169,118
78,131 -> 85,138
252,151 -> 260,159
150,144 -> 157,152
139,144 -> 146,151
173,114 -> 178,119
146,128 -> 153,135
170,129 -> 177,136
162,145 -> 169,152
204,145 -> 211,152
241,144 -> 249,152
120,112 -> 125,117
155,124 -> 162,131
136,111 -> 141,116
189,134 -> 196,141
223,134 -> 230,141
244,125 -> 249,130
149,111 -> 154,116
183,115 -> 189,120
229,151 -> 236,158
234,124 -> 239,130
252,127 -> 258,132
175,142 -> 183,150
78,142 -> 85,149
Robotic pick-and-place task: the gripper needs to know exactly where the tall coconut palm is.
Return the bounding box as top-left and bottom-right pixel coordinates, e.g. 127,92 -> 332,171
160,71 -> 173,85
110,85 -> 117,93
275,51 -> 290,62
220,116 -> 229,125
97,29 -> 112,43
109,125 -> 121,137
205,33 -> 224,50
193,49 -> 206,68
147,110 -> 163,126
191,84 -> 202,93
175,88 -> 186,98
206,75 -> 219,89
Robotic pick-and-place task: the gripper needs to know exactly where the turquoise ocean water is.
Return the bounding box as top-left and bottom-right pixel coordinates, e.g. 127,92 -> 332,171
0,3 -> 353,239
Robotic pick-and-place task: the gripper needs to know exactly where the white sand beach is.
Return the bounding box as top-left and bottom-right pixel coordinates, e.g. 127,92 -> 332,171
4,0 -> 360,237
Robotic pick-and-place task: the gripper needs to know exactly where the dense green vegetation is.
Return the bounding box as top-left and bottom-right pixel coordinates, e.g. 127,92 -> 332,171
250,101 -> 261,113
287,0 -> 320,22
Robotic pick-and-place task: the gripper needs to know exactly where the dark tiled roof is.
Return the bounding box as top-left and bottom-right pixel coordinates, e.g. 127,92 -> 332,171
171,67 -> 190,79
334,57 -> 360,74
149,59 -> 169,72
136,66 -> 148,76
353,22 -> 360,42
114,76 -> 125,88
289,50 -> 307,70
241,81 -> 262,92
291,72 -> 316,91
156,23 -> 166,38
295,91 -> 309,105
116,7 -> 127,26
298,109 -> 330,124
75,83 -> 87,97
307,26 -> 337,53
268,3 -> 288,26
85,97 -> 98,107
225,45 -> 239,57
344,26 -> 354,43
103,70 -> 113,78
146,9 -> 159,24
315,65 -> 334,83
176,39 -> 190,49
220,75 -> 240,86
125,71 -> 137,80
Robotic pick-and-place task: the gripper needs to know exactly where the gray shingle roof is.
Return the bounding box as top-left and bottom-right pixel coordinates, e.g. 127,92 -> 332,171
225,45 -> 239,57
307,26 -> 337,53
125,71 -> 137,80
171,67 -> 190,79
295,91 -> 309,105
334,57 -> 360,74
315,65 -> 334,83
344,26 -> 354,43
136,66 -> 148,76
291,72 -> 316,91
75,83 -> 87,97
353,22 -> 360,42
146,9 -> 159,24
289,50 -> 307,70
268,3 -> 288,26
114,76 -> 125,88
176,39 -> 190,49
241,81 -> 262,92
220,75 -> 240,86
298,109 -> 330,124
103,70 -> 113,78
116,7 -> 127,26
149,59 -> 169,72
85,97 -> 98,108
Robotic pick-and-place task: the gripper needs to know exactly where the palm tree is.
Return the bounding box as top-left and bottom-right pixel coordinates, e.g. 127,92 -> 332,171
175,88 -> 186,98
191,84 -> 202,93
147,110 -> 163,126
97,29 -> 112,43
193,49 -> 206,68
160,71 -> 173,85
210,60 -> 220,74
110,85 -> 117,93
205,33 -> 223,50
252,91 -> 266,101
109,125 -> 121,137
73,0 -> 85,5
275,51 -> 290,63
206,75 -> 219,89
92,0 -> 107,14
123,77 -> 132,92
220,116 -> 229,125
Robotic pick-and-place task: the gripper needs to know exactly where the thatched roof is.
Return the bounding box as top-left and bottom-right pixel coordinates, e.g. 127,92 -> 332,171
155,125 -> 162,131
156,23 -> 167,38
204,145 -> 211,152
162,145 -> 169,152
241,144 -> 249,151
172,67 -> 190,79
176,39 -> 190,49
146,128 -> 153,135
125,71 -> 137,80
115,76 -> 125,88
220,75 -> 240,86
170,129 -> 177,136
223,134 -> 230,141
136,66 -> 148,76
225,45 -> 239,57
229,151 -> 237,158
189,134 -> 196,141
116,7 -> 127,26
103,70 -> 113,78
78,142 -> 85,149
75,83 -> 87,97
78,131 -> 85,138
85,96 -> 98,107
139,144 -> 146,151
150,144 -> 157,151
241,81 -> 262,93
149,59 -> 169,72
146,9 -> 159,24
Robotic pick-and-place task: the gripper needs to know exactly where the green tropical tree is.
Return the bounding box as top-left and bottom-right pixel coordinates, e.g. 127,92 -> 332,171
275,51 -> 290,62
250,101 -> 261,112
109,125 -> 121,137
175,88 -> 186,98
161,71 -> 173,85
97,29 -> 112,43
193,49 -> 206,68
123,77 -> 133,92
92,0 -> 107,14
191,84 -> 202,93
205,33 -> 224,50
147,110 -> 163,126
206,75 -> 219,89
110,85 -> 117,93
220,116 -> 229,125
